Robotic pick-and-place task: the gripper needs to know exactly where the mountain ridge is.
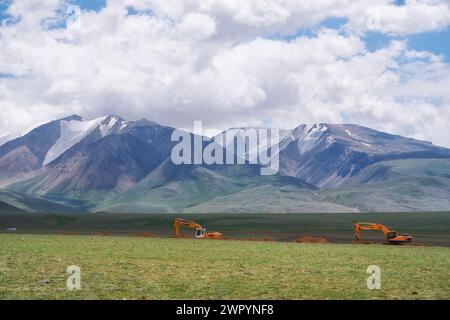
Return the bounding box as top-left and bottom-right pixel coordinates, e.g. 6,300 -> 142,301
1,115 -> 450,213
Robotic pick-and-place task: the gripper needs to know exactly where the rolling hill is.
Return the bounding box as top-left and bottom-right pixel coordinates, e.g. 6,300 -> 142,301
95,160 -> 316,213
0,190 -> 84,213
318,159 -> 450,212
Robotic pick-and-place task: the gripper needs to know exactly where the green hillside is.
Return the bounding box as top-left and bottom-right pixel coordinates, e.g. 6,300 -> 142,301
345,159 -> 450,184
0,190 -> 85,213
320,159 -> 450,212
185,184 -> 356,213
97,158 -> 450,213
6,159 -> 450,213
0,201 -> 24,213
95,161 -> 316,213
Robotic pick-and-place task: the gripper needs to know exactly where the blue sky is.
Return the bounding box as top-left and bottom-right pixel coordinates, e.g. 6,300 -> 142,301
0,1 -> 10,21
364,27 -> 450,61
72,0 -> 105,11
407,28 -> 450,61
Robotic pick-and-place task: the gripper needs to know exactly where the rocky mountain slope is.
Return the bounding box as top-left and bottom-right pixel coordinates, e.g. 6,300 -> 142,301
279,123 -> 450,188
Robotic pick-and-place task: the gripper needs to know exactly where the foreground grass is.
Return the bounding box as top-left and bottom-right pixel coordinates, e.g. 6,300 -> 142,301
0,234 -> 449,299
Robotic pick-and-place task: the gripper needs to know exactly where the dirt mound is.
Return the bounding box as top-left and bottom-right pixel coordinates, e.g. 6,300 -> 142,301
294,236 -> 329,243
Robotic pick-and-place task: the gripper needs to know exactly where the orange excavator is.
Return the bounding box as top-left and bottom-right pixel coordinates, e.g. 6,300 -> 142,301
174,218 -> 223,240
355,222 -> 412,244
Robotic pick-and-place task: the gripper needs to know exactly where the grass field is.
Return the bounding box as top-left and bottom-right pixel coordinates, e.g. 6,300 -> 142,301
0,234 -> 449,300
1,212 -> 449,299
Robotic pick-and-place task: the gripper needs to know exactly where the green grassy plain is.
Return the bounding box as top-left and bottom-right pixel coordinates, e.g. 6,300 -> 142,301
0,234 -> 449,300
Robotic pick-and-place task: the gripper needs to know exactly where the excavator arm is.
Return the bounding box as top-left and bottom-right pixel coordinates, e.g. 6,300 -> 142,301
174,218 -> 204,238
355,222 -> 391,242
355,223 -> 361,241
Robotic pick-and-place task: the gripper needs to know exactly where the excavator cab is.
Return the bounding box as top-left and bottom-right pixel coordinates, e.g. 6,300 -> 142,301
387,231 -> 397,240
195,228 -> 206,239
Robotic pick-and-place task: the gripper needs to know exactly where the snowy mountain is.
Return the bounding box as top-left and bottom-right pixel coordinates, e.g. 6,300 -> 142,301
0,116 -> 73,178
43,115 -> 131,165
2,115 -> 450,213
278,123 -> 450,188
42,116 -> 102,165
8,117 -> 177,208
0,115 -> 131,180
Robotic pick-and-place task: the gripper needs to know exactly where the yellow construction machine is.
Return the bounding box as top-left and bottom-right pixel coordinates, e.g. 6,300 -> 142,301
355,222 -> 412,244
174,218 -> 223,239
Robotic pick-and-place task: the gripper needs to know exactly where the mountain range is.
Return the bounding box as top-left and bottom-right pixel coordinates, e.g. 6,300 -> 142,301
1,114 -> 450,213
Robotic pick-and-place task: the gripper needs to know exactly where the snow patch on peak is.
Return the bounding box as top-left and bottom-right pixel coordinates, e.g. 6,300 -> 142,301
99,115 -> 128,136
100,116 -> 119,137
326,136 -> 335,145
298,124 -> 328,154
43,116 -> 106,166
279,125 -> 307,149
344,128 -> 370,142
119,121 -> 129,131
306,124 -> 327,138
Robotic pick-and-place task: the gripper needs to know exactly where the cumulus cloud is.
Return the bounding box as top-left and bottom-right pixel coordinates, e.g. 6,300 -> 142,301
114,0 -> 450,36
361,0 -> 450,35
0,0 -> 450,148
176,12 -> 217,40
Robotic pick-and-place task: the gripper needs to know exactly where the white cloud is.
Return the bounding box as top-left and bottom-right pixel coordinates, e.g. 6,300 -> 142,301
0,0 -> 449,148
361,0 -> 450,35
176,12 -> 217,40
115,0 -> 450,36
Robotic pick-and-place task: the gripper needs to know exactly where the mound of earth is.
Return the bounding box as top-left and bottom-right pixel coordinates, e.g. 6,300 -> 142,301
294,236 -> 329,243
